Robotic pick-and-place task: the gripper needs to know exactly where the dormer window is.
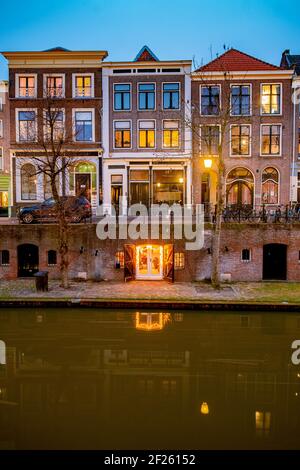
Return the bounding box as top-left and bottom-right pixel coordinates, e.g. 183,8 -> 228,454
17,75 -> 37,98
73,74 -> 94,98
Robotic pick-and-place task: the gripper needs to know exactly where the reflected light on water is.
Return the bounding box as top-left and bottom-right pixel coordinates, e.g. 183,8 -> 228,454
135,312 -> 171,331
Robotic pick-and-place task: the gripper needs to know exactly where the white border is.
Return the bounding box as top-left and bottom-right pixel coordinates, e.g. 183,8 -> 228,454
229,124 -> 252,157
137,119 -> 156,149
230,83 -> 252,116
113,119 -> 132,150
162,81 -> 181,111
43,73 -> 65,98
15,73 -> 37,99
260,83 -> 282,116
15,108 -> 38,142
72,73 -> 94,98
260,123 -> 282,157
72,108 -> 95,142
200,84 -> 221,116
113,83 -> 132,111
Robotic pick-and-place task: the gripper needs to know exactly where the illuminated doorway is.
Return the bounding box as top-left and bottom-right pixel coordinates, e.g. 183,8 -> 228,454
136,245 -> 163,280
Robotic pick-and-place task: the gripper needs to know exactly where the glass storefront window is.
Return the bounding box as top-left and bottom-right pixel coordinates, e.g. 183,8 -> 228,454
153,170 -> 184,205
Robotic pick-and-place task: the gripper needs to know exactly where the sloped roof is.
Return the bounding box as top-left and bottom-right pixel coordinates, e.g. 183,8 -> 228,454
196,48 -> 282,72
282,53 -> 300,75
134,45 -> 159,62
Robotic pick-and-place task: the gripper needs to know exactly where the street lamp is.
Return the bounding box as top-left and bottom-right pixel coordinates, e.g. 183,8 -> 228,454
204,158 -> 213,169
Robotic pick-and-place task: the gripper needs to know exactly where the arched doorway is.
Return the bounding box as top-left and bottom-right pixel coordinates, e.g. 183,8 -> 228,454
226,167 -> 254,207
71,162 -> 96,202
263,244 -> 287,280
18,244 -> 39,277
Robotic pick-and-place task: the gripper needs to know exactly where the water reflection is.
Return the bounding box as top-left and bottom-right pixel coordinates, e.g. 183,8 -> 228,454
0,309 -> 300,449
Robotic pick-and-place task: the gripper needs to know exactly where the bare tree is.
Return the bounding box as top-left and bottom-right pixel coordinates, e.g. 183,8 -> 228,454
18,91 -> 78,288
186,64 -> 252,288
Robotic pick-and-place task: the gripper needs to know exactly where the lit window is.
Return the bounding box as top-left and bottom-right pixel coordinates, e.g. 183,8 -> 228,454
138,120 -> 155,148
255,411 -> 271,436
201,85 -> 220,115
74,111 -> 93,141
163,83 -> 180,110
115,251 -> 124,269
18,111 -> 36,142
114,121 -> 131,148
138,83 -> 155,110
74,75 -> 92,98
261,84 -> 281,114
174,252 -> 185,269
21,163 -> 37,200
231,85 -> 251,115
18,76 -> 36,98
1,250 -> 9,266
46,76 -> 64,98
47,250 -> 57,266
201,126 -> 219,155
262,167 -> 279,204
261,125 -> 281,155
231,125 -> 250,156
241,248 -> 251,262
163,120 -> 179,148
114,84 -> 131,111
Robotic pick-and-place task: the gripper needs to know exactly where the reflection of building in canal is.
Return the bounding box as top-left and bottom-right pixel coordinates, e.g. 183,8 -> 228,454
0,311 -> 300,449
135,312 -> 171,331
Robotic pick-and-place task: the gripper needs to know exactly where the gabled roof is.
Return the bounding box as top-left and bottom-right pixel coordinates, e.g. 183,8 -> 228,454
196,48 -> 282,72
134,45 -> 159,62
281,50 -> 300,75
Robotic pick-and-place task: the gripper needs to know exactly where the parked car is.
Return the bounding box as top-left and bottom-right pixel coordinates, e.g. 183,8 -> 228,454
18,196 -> 92,224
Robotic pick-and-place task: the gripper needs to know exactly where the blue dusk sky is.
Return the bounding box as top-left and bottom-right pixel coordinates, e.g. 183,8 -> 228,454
0,0 -> 299,79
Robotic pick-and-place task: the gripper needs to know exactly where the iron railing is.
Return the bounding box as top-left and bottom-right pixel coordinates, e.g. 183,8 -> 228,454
203,203 -> 300,223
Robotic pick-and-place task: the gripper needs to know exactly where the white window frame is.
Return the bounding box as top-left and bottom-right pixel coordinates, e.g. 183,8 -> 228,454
230,124 -> 252,157
15,73 -> 37,99
162,82 -> 181,111
113,83 -> 132,112
113,119 -> 132,150
261,165 -> 280,206
260,83 -> 282,116
0,119 -> 3,138
43,108 -> 65,140
137,82 -> 156,111
230,83 -> 252,116
241,248 -> 251,263
72,73 -> 94,99
162,119 -> 180,149
0,97 -> 3,112
137,119 -> 156,149
260,123 -> 282,157
72,108 -> 95,142
15,108 -> 38,143
200,124 -> 221,156
43,73 -> 65,98
200,84 -> 221,116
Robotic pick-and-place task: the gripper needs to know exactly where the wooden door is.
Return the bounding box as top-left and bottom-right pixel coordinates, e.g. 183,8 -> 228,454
164,244 -> 174,283
124,244 -> 136,282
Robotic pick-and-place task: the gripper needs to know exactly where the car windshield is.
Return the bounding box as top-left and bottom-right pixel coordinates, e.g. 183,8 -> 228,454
43,198 -> 55,206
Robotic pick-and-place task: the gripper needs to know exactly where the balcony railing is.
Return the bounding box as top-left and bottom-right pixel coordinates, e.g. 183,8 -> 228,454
46,87 -> 64,98
75,87 -> 92,98
18,87 -> 35,98
203,203 -> 300,224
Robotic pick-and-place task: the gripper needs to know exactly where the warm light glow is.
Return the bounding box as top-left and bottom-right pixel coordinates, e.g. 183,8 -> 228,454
200,402 -> 209,415
135,312 -> 171,331
157,182 -> 161,187
179,177 -> 184,183
204,158 -> 212,169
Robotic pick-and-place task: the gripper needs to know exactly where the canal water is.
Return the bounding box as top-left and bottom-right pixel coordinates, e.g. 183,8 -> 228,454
0,309 -> 300,450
